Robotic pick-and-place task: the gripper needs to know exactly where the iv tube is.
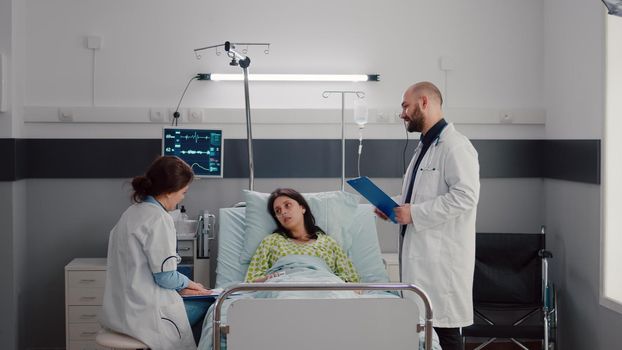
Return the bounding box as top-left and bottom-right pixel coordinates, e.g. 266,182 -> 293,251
353,99 -> 368,177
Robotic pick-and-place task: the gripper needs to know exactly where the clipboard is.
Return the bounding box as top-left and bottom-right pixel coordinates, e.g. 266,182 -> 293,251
347,176 -> 398,223
181,294 -> 217,301
181,288 -> 223,300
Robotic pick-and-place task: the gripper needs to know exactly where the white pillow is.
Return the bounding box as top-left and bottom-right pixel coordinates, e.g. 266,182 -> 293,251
239,190 -> 359,263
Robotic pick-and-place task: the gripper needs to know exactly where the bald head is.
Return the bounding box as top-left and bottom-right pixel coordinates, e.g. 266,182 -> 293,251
400,81 -> 444,134
407,82 -> 443,107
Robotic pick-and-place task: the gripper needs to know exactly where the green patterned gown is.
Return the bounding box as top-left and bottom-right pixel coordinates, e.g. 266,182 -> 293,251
245,233 -> 360,283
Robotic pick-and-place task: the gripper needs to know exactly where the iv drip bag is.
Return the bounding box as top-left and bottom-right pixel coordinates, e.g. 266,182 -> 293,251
353,99 -> 368,127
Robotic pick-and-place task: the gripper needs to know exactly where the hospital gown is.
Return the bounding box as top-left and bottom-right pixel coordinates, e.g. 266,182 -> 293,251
245,233 -> 360,282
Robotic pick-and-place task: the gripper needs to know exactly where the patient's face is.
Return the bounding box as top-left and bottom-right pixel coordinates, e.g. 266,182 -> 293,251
273,196 -> 306,231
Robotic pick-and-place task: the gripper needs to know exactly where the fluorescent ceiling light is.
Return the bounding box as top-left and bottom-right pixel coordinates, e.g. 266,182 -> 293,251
202,74 -> 380,82
602,0 -> 622,16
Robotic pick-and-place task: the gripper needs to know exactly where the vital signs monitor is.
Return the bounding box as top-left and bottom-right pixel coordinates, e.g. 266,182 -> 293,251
162,127 -> 223,178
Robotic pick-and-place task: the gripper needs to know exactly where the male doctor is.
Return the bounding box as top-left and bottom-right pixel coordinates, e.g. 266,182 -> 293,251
376,81 -> 479,350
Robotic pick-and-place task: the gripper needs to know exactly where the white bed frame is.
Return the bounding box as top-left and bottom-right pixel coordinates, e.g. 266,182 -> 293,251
213,283 -> 434,350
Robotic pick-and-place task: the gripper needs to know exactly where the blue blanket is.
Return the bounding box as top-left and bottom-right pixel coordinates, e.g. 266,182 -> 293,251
255,255 -> 361,299
197,255 -> 440,350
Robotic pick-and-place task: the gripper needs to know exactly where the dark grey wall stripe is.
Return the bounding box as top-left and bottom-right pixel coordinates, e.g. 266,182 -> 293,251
0,138 -> 601,183
229,139 -> 417,178
473,140 -> 545,178
348,139 -> 418,178
15,139 -> 27,180
0,139 -> 17,181
543,140 -> 600,184
227,139 -> 341,178
23,139 -> 162,179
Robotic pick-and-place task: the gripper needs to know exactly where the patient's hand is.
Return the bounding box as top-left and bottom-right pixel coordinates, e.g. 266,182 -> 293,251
252,272 -> 284,283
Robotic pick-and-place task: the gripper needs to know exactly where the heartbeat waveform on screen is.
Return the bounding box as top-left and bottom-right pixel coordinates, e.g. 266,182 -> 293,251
164,147 -> 220,155
180,150 -> 212,155
190,163 -> 220,173
165,132 -> 211,143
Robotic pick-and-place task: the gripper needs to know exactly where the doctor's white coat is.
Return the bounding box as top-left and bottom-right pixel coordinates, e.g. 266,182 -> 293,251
400,123 -> 480,328
101,201 -> 196,350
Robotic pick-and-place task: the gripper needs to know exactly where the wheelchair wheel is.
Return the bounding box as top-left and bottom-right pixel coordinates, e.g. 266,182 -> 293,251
547,285 -> 558,350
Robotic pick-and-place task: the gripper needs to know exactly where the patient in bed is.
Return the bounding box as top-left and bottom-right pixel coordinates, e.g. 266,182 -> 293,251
198,188 -> 443,350
245,188 -> 360,283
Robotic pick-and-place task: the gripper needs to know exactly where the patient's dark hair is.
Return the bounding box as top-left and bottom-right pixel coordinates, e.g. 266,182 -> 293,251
131,156 -> 194,203
267,188 -> 325,240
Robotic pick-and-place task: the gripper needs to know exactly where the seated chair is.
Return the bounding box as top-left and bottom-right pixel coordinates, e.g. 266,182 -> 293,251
462,226 -> 557,350
95,328 -> 149,350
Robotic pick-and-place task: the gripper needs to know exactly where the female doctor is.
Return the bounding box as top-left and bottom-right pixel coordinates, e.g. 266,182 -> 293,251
101,156 -> 211,350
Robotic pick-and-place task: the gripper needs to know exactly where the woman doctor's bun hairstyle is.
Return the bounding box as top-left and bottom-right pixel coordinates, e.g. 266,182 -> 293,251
132,176 -> 152,189
267,188 -> 325,240
131,156 -> 194,203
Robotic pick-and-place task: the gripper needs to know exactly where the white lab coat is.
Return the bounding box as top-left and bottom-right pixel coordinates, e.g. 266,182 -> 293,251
101,201 -> 196,350
400,123 -> 480,328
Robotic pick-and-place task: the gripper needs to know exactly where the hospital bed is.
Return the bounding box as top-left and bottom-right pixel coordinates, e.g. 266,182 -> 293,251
200,192 -> 437,350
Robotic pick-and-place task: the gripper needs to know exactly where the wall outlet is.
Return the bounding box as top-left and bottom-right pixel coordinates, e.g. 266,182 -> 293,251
168,108 -> 186,123
58,108 -> 74,122
499,111 -> 514,124
149,108 -> 167,122
376,112 -> 390,123
392,112 -> 402,123
188,109 -> 204,123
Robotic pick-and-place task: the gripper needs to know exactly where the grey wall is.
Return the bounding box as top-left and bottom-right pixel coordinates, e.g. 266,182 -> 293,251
14,182 -> 27,350
0,183 -> 18,350
542,0 -> 622,348
544,180 -> 622,349
0,181 -> 27,350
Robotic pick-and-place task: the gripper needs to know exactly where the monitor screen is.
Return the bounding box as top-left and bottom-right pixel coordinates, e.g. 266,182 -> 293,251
162,127 -> 223,178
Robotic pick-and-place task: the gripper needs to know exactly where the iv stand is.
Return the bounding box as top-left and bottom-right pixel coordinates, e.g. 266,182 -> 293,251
225,43 -> 255,191
238,56 -> 254,191
322,90 -> 365,190
194,41 -> 267,191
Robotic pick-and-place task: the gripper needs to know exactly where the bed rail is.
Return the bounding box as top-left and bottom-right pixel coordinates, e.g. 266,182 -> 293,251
213,282 -> 434,350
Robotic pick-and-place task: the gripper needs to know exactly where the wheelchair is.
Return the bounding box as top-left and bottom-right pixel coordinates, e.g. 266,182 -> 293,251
462,226 -> 557,350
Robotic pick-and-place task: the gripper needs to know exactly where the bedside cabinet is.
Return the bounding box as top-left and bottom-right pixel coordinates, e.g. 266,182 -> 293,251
65,258 -> 108,350
177,237 -> 210,287
381,253 -> 400,282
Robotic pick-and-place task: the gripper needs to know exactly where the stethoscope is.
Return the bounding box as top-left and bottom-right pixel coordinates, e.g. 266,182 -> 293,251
412,134 -> 442,173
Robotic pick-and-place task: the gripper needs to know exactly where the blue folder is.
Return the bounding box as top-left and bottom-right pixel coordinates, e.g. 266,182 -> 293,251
181,288 -> 223,300
347,176 -> 398,223
181,294 -> 217,301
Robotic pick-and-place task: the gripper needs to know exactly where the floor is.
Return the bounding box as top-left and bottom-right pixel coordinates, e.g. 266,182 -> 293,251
465,341 -> 543,350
